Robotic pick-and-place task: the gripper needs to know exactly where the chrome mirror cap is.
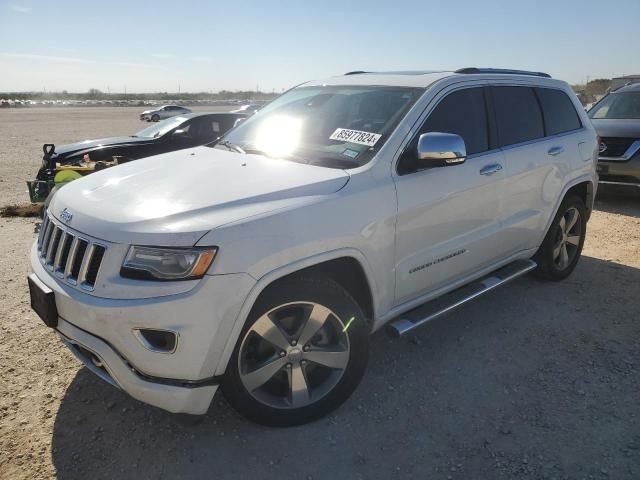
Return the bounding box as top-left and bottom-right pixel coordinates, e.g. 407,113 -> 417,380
417,132 -> 467,165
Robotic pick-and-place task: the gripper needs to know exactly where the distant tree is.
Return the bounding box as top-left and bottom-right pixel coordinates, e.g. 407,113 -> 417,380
87,88 -> 103,99
572,78 -> 612,105
585,79 -> 611,100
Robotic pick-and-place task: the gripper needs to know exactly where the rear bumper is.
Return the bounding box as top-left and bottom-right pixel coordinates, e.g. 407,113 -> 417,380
56,317 -> 218,414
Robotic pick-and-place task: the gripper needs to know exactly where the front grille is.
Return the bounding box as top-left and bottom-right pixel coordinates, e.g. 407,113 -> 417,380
85,245 -> 105,285
600,137 -> 635,158
37,212 -> 107,291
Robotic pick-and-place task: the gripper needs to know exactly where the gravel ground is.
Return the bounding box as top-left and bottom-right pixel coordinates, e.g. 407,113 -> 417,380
0,106 -> 228,206
0,108 -> 639,479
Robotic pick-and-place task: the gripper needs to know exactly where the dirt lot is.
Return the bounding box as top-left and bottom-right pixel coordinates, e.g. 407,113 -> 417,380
0,108 -> 639,479
0,106 -> 229,206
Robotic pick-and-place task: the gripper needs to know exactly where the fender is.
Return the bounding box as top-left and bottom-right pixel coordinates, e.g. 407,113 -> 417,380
540,173 -> 596,242
213,247 -> 377,376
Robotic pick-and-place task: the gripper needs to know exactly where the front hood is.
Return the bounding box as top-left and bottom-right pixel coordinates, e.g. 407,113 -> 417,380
52,136 -> 153,159
590,118 -> 640,138
49,147 -> 350,246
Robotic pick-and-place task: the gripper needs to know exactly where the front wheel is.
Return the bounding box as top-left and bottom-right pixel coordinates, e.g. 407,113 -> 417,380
151,114 -> 159,122
532,195 -> 587,281
222,276 -> 369,427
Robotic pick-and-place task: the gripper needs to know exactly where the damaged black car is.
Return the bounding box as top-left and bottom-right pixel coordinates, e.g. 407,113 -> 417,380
28,112 -> 247,202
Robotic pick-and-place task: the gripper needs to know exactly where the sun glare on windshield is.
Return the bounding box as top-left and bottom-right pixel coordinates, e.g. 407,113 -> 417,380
253,115 -> 303,158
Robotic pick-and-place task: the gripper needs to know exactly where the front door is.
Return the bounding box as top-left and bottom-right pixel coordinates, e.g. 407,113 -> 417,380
393,86 -> 506,304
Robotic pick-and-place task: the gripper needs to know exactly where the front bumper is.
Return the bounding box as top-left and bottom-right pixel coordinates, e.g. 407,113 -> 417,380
30,241 -> 255,414
57,317 -> 217,414
597,152 -> 640,187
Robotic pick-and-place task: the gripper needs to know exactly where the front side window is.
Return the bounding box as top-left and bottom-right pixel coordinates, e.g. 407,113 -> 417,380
492,86 -> 544,147
418,87 -> 489,155
214,85 -> 423,169
536,88 -> 582,135
134,116 -> 188,138
589,92 -> 640,119
397,87 -> 489,175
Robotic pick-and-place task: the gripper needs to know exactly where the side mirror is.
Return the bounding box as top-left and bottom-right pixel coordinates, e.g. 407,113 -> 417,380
417,132 -> 466,166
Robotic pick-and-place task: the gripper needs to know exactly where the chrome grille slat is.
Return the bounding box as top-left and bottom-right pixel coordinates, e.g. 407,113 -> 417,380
40,220 -> 54,257
77,243 -> 94,287
45,227 -> 61,265
54,232 -> 73,276
64,237 -> 80,282
37,214 -> 49,249
69,239 -> 88,282
53,232 -> 67,269
38,212 -> 107,292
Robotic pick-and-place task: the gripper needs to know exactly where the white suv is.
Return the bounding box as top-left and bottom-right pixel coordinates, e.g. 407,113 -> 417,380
28,69 -> 598,426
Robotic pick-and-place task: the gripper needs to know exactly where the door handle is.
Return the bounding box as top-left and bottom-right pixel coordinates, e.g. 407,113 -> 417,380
479,164 -> 503,176
547,146 -> 564,156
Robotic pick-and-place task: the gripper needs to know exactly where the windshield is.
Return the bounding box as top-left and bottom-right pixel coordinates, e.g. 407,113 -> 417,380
214,85 -> 423,168
134,116 -> 187,138
589,92 -> 640,119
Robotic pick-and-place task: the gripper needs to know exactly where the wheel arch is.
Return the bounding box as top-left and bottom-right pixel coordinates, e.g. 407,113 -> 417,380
566,180 -> 594,221
214,249 -> 377,376
541,176 -> 595,241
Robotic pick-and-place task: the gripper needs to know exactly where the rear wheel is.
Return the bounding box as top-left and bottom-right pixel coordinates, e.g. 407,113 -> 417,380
532,195 -> 587,281
222,276 -> 369,427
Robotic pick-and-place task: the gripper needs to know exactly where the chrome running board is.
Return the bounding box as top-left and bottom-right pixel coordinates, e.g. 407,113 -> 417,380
598,180 -> 640,188
386,259 -> 537,337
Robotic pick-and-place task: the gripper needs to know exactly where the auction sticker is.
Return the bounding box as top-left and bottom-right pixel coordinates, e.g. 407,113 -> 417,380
330,128 -> 381,147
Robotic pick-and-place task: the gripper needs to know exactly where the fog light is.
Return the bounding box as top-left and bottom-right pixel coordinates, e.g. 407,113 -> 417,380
133,328 -> 178,354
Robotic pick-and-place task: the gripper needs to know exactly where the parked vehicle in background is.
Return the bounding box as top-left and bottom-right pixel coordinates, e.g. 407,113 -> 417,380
610,75 -> 640,91
28,68 -> 597,427
588,82 -> 640,189
27,112 -> 247,202
230,103 -> 262,115
140,105 -> 192,121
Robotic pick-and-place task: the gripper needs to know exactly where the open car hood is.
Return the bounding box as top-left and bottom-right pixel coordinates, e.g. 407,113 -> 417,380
50,136 -> 155,160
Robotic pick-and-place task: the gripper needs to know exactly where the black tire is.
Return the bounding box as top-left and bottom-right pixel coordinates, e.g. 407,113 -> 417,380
532,195 -> 587,281
151,114 -> 159,122
222,276 -> 369,427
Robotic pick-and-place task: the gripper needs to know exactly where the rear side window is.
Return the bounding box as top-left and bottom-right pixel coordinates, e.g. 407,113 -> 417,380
536,88 -> 581,135
492,86 -> 544,147
419,87 -> 489,155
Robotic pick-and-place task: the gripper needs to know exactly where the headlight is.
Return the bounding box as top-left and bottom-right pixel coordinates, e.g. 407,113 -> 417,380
120,246 -> 217,281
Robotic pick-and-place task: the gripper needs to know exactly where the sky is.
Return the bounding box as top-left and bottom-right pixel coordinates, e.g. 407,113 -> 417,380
1,0 -> 639,93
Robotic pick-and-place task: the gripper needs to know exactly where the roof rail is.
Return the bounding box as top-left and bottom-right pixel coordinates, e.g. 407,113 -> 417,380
455,67 -> 551,78
344,71 -> 369,75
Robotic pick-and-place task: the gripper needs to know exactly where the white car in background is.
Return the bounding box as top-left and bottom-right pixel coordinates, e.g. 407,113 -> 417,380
230,103 -> 262,115
140,105 -> 192,122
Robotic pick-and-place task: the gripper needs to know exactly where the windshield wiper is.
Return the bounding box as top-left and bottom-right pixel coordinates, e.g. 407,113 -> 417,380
242,148 -> 308,164
217,140 -> 245,154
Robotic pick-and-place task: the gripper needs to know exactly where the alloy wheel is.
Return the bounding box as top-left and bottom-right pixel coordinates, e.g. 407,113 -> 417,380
552,207 -> 582,270
238,302 -> 351,409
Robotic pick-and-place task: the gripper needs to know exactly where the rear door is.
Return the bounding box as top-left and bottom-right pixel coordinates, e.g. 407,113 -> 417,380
494,85 -> 583,255
393,85 -> 507,304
